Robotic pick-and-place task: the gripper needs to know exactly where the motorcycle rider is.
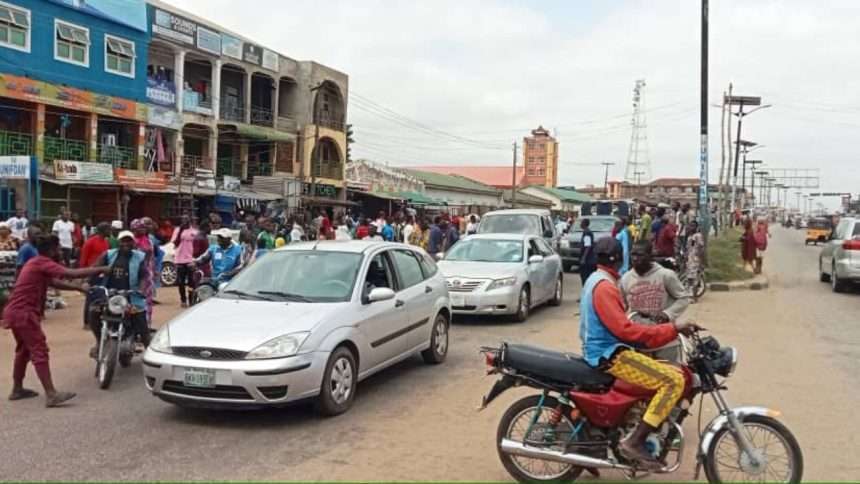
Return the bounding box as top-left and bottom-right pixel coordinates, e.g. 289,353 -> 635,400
88,231 -> 151,357
191,228 -> 243,283
579,237 -> 697,469
620,240 -> 691,361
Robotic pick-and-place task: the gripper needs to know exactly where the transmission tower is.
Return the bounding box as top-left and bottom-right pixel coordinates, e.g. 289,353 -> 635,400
624,79 -> 652,183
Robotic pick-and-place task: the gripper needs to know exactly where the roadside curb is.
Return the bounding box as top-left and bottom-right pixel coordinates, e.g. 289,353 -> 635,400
708,275 -> 769,292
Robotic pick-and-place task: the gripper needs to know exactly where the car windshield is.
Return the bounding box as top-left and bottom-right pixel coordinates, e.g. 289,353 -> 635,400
220,251 -> 362,302
478,215 -> 540,235
444,239 -> 523,263
572,218 -> 616,233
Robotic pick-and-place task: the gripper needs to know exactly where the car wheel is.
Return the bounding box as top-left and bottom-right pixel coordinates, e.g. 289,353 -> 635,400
421,312 -> 449,364
315,346 -> 357,417
161,262 -> 177,287
819,258 -> 830,282
832,262 -> 846,293
512,285 -> 530,323
548,275 -> 563,306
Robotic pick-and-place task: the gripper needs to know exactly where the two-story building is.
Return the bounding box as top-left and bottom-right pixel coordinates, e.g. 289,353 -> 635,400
0,0 -> 149,219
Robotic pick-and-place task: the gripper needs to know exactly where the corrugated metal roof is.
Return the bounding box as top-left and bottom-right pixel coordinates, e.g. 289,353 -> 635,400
407,165 -> 525,187
395,168 -> 501,195
527,185 -> 594,203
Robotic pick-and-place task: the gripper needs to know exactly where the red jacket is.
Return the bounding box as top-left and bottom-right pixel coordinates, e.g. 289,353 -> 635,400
79,235 -> 110,268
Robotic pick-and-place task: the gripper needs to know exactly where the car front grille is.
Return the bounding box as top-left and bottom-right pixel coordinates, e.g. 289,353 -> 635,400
258,385 -> 289,400
171,347 -> 248,361
446,279 -> 485,293
162,380 -> 253,400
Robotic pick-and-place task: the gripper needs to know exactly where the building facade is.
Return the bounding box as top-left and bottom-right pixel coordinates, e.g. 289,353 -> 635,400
0,0 -> 349,221
522,126 -> 558,188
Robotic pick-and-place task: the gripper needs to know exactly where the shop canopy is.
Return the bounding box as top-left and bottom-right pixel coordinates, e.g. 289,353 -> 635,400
394,191 -> 446,206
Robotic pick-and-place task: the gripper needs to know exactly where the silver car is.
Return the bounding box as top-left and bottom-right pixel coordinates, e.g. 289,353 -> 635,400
819,217 -> 860,292
143,241 -> 451,414
437,234 -> 563,322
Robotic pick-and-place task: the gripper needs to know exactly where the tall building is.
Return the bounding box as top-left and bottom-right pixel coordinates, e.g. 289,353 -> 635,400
522,126 -> 558,188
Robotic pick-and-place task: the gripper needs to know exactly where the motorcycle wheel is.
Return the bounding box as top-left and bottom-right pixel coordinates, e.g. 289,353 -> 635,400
119,338 -> 133,368
693,272 -> 707,299
97,338 -> 119,390
703,414 -> 803,483
496,394 -> 585,483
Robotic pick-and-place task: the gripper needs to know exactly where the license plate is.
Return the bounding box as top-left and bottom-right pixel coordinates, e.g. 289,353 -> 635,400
183,368 -> 216,388
450,294 -> 465,307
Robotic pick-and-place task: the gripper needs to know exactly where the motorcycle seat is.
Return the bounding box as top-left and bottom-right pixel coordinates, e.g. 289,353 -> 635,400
503,344 -> 614,389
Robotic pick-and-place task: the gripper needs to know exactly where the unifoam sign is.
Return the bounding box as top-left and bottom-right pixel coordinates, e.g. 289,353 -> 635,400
0,156 -> 30,179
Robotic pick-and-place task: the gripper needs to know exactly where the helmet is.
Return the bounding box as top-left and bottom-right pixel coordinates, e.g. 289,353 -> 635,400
594,237 -> 623,264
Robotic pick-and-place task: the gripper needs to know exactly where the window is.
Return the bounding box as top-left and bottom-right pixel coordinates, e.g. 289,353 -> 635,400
0,1 -> 29,51
105,34 -> 135,77
55,20 -> 89,66
391,250 -> 424,289
535,238 -> 554,256
834,220 -> 850,240
853,222 -> 860,238
364,253 -> 394,292
418,252 -> 438,277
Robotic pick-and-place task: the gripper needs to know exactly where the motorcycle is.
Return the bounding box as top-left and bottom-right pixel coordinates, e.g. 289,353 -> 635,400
479,328 -> 803,483
90,287 -> 146,389
190,270 -> 225,305
656,256 -> 707,300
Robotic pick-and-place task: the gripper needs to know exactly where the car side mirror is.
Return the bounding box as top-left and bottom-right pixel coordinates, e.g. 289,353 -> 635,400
543,229 -> 554,238
367,287 -> 395,303
218,282 -> 229,292
528,255 -> 544,264
436,252 -> 445,260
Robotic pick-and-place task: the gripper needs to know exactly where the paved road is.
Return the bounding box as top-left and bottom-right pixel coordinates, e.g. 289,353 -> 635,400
1,228 -> 858,480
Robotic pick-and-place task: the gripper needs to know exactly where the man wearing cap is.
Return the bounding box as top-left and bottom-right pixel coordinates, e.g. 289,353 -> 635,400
88,231 -> 150,356
193,228 -> 243,283
579,237 -> 698,469
108,220 -> 123,249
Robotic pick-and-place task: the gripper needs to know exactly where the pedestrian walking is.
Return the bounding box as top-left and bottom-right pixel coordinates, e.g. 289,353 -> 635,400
171,214 -> 198,308
614,217 -> 632,275
753,218 -> 769,274
6,208 -> 28,241
131,219 -> 156,323
51,211 -> 75,266
740,218 -> 757,272
2,234 -> 106,407
579,218 -> 597,287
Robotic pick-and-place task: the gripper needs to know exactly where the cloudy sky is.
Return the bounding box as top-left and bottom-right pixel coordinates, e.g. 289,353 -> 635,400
171,0 -> 859,209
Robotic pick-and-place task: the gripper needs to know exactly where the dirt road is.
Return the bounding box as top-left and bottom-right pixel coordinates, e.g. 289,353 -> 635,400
1,227 -> 857,480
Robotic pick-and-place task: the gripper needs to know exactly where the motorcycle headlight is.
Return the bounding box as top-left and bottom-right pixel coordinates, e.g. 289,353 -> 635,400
149,326 -> 172,354
712,346 -> 738,377
486,277 -> 517,291
107,295 -> 129,314
246,332 -> 310,360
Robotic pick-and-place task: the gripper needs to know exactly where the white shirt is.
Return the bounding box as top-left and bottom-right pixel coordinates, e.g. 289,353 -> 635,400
466,222 -> 478,235
290,226 -> 305,243
6,216 -> 28,240
335,226 -> 352,240
403,223 -> 415,244
363,235 -> 384,241
556,221 -> 568,234
52,219 -> 75,249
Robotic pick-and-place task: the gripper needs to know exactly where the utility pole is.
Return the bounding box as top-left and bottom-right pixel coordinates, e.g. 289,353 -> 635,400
634,170 -> 645,187
725,84 -> 733,224
698,0 -> 710,241
510,141 -> 518,208
717,89 -> 727,228
745,159 -> 763,205
601,162 -> 615,198
308,82 -> 324,204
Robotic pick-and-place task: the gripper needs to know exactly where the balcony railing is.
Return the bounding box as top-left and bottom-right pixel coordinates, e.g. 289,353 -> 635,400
182,89 -> 214,116
0,129 -> 33,156
216,157 -> 242,179
276,115 -> 297,132
312,160 -> 343,180
44,136 -> 87,163
247,158 -> 272,179
97,144 -> 137,169
220,102 -> 246,123
181,154 -> 210,177
313,114 -> 345,131
250,106 -> 274,127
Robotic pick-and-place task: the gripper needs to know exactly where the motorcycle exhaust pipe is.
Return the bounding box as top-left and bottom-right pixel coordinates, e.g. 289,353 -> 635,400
499,438 -> 632,471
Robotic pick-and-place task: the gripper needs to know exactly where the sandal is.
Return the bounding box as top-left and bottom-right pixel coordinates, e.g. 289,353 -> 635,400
9,388 -> 39,401
45,391 -> 77,408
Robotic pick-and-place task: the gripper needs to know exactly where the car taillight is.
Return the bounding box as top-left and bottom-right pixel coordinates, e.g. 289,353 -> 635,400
843,240 -> 860,251
485,351 -> 497,367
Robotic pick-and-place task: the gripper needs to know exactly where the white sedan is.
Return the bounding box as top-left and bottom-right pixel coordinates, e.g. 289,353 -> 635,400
437,233 -> 563,322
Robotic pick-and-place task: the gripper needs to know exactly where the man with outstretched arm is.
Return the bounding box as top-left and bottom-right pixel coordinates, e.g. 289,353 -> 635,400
579,237 -> 698,469
2,235 -> 107,407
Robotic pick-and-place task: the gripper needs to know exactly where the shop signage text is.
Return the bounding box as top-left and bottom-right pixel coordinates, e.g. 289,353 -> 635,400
221,34 -> 242,60
0,156 -> 30,180
153,8 -> 196,45
262,49 -> 279,72
146,77 -> 176,106
115,169 -> 168,190
196,25 -> 221,55
242,43 -> 262,66
54,160 -> 115,182
302,183 -> 337,198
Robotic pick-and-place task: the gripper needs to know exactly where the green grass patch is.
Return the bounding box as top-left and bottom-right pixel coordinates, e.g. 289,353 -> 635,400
706,228 -> 755,282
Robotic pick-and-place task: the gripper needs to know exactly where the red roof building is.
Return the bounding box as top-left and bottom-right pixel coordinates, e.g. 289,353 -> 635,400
405,165 -> 526,189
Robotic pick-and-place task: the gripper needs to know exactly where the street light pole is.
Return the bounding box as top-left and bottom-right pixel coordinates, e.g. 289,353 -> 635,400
699,0 -> 710,241
601,161 -> 615,198
511,141 -> 518,208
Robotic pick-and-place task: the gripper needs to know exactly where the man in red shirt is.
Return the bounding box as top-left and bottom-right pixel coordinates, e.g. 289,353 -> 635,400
2,235 -> 107,407
79,222 -> 110,268
654,214 -> 678,257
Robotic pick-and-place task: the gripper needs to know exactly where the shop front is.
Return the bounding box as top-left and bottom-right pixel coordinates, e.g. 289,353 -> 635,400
39,160 -> 120,222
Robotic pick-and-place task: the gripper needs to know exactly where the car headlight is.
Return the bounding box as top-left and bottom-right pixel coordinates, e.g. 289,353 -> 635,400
149,326 -> 172,354
246,332 -> 311,360
486,277 -> 517,291
107,295 -> 129,314
560,239 -> 570,249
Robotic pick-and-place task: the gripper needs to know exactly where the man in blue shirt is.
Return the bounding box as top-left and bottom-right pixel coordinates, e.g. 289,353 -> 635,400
16,226 -> 41,277
428,217 -> 444,256
614,217 -> 631,275
193,228 -> 244,282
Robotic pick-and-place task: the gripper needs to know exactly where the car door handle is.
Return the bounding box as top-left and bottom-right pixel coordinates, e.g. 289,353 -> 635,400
424,286 -> 433,294
395,299 -> 405,308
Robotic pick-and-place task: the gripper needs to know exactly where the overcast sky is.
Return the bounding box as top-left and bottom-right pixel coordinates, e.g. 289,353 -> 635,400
171,0 -> 860,209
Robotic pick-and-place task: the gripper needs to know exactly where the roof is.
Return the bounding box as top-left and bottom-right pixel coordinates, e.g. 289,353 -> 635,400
462,233 -> 533,241
276,240 -> 400,254
483,208 -> 551,216
647,178 -> 700,186
526,185 -> 594,203
394,191 -> 446,205
502,190 -> 553,207
395,168 -> 501,195
407,166 -> 525,188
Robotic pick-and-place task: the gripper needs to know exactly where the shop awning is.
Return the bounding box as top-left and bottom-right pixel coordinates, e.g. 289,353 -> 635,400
40,176 -> 120,188
363,191 -> 404,201
232,124 -> 297,143
395,191 -> 445,206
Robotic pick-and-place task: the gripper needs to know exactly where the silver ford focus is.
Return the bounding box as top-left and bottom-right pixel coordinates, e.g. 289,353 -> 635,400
437,233 -> 563,322
142,241 -> 451,415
